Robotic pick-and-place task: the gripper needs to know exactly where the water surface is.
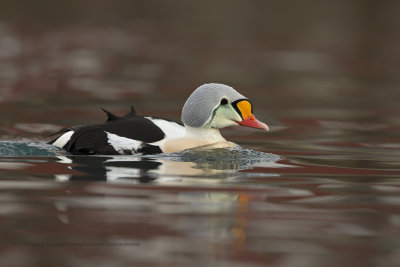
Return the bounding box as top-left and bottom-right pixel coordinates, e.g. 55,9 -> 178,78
1,114 -> 399,267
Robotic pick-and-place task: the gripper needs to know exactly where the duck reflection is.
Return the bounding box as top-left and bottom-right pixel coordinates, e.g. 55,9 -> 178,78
55,156 -> 160,183
53,181 -> 253,249
54,147 -> 288,183
51,148 -> 292,252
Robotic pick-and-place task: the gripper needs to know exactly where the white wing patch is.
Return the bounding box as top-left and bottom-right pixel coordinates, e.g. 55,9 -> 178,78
53,119 -> 185,154
106,132 -> 142,154
52,131 -> 74,148
145,117 -> 186,147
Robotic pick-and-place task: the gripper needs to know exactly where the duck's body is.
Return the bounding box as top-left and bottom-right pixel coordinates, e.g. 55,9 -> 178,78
50,83 -> 269,154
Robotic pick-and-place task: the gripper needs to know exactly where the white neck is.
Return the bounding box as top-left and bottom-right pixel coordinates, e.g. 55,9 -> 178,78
184,126 -> 226,143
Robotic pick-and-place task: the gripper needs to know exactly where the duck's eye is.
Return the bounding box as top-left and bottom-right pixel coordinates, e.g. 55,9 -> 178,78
220,98 -> 228,105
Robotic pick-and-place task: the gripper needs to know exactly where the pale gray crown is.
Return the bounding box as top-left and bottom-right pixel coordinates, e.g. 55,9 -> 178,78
181,83 -> 246,127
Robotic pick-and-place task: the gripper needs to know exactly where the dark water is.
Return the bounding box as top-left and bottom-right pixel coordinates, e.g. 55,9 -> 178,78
1,1 -> 400,267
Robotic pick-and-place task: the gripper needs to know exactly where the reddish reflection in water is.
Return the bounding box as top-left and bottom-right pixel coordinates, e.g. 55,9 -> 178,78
0,179 -> 399,266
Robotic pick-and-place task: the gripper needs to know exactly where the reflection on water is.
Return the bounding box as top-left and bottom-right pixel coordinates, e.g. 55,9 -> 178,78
1,126 -> 400,267
1,117 -> 400,266
0,142 -> 284,182
55,147 -> 283,183
1,135 -> 400,265
1,153 -> 400,266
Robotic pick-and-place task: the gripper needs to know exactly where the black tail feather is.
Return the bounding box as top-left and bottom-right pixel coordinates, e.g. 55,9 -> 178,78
101,108 -> 122,122
124,105 -> 137,118
101,105 -> 137,122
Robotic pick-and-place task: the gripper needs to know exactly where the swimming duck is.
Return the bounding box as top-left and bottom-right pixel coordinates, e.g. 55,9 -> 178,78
50,83 -> 269,154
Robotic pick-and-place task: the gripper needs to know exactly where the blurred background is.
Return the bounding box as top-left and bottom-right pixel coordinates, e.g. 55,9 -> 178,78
0,0 -> 399,138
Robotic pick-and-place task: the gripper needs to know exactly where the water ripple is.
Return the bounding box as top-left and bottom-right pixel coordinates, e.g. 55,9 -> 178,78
0,141 -> 60,157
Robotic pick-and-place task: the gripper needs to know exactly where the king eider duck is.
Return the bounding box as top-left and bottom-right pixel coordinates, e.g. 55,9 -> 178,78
50,83 -> 269,155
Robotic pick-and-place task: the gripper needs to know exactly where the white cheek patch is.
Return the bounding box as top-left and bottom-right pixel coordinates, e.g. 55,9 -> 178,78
209,106 -> 242,128
106,132 -> 142,153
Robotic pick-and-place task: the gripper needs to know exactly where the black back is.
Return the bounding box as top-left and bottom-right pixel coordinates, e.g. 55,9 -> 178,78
52,106 -> 169,155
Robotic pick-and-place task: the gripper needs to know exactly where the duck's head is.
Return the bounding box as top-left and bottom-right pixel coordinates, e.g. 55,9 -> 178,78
182,83 -> 269,131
